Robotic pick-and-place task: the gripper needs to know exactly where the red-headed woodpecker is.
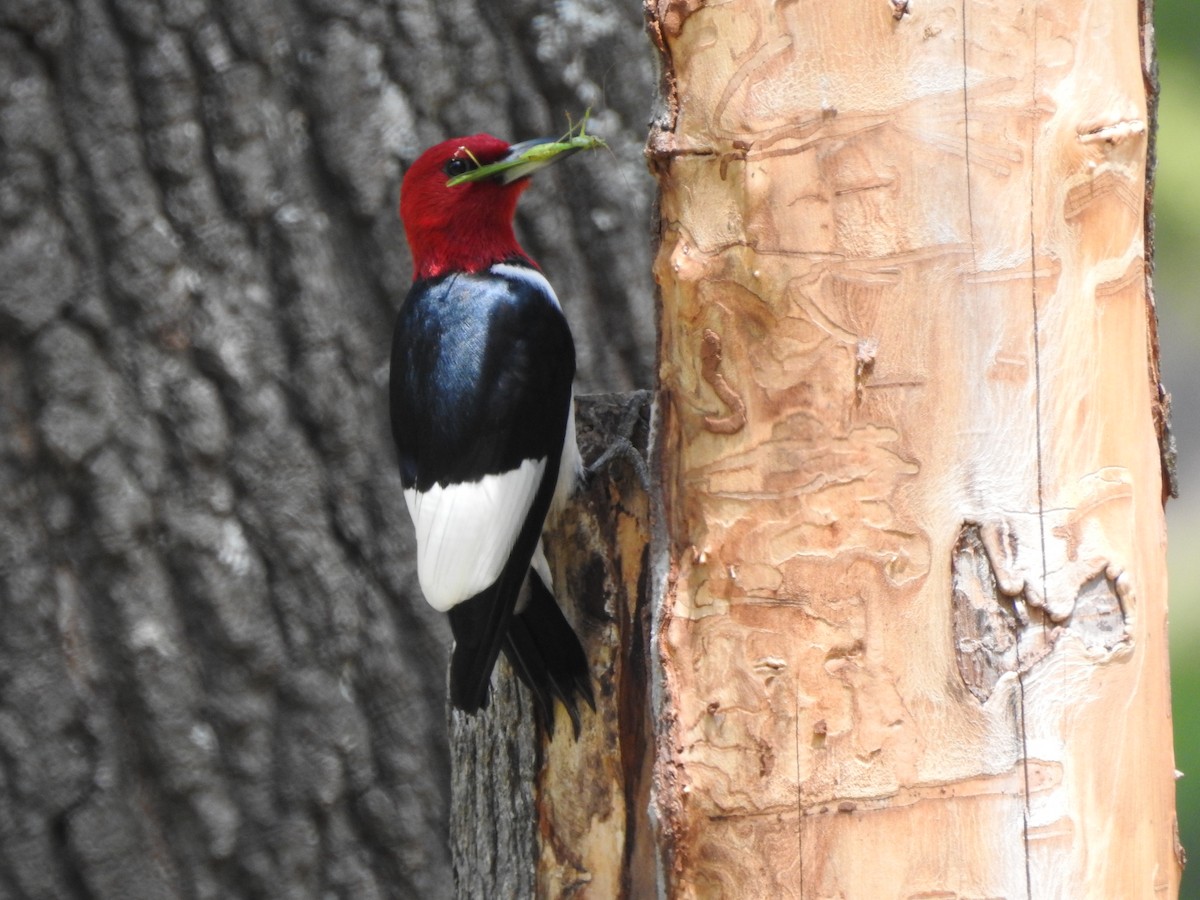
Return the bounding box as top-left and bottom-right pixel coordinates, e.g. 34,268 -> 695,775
390,133 -> 597,735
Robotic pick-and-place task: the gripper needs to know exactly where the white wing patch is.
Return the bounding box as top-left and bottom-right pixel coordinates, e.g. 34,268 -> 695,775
404,458 -> 547,612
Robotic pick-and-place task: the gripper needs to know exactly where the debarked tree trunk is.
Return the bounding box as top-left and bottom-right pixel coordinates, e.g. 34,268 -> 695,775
646,0 -> 1180,896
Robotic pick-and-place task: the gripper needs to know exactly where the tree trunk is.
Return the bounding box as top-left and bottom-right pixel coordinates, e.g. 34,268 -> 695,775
647,0 -> 1180,897
0,1 -> 655,897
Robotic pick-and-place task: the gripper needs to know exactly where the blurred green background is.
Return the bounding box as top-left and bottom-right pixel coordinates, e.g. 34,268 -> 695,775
1158,0 -> 1200,892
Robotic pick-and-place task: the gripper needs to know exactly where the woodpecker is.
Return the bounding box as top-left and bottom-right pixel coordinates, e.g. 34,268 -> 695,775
390,133 -> 597,735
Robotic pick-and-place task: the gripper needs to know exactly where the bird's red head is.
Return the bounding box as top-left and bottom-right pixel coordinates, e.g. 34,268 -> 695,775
399,134 -> 534,282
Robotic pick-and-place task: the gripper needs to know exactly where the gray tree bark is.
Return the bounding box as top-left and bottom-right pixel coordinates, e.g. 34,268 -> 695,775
0,1 -> 655,897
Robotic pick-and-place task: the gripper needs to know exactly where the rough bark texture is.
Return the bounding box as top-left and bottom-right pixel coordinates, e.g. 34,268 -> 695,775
647,0 -> 1178,897
0,1 -> 655,897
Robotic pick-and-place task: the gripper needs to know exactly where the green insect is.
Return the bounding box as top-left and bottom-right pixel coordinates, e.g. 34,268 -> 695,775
445,111 -> 607,187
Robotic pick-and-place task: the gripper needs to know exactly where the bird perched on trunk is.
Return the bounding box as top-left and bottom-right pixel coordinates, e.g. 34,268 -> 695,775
390,129 -> 604,735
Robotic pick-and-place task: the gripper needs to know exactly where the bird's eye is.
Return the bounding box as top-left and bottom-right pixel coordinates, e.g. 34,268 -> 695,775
443,157 -> 475,178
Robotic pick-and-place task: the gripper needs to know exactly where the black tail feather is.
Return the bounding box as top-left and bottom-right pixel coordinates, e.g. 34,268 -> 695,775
447,587 -> 506,713
447,565 -> 593,735
502,569 -> 592,738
